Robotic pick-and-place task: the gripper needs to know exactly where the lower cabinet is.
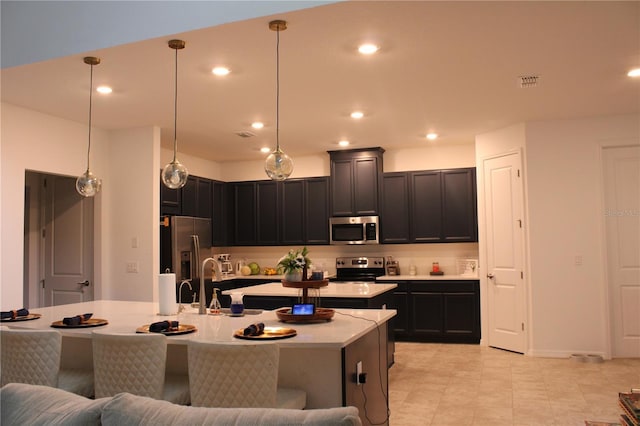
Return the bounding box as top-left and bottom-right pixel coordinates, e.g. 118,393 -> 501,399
390,280 -> 480,343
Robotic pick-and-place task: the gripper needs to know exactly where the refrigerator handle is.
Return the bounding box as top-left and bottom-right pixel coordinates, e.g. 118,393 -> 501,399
192,234 -> 200,280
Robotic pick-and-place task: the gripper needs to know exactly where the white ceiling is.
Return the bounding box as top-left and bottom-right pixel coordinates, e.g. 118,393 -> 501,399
1,1 -> 639,163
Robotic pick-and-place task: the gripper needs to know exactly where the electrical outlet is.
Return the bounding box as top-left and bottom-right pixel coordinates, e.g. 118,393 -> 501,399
356,361 -> 363,385
126,262 -> 139,273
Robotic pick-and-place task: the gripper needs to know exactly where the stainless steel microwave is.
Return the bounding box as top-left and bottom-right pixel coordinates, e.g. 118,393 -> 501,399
329,216 -> 379,245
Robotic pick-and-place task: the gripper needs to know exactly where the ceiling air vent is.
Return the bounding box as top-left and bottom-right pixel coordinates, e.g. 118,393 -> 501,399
518,75 -> 539,88
235,131 -> 256,138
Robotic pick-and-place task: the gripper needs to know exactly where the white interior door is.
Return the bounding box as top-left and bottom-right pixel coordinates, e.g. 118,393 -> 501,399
603,145 -> 640,357
482,152 -> 526,353
42,175 -> 94,306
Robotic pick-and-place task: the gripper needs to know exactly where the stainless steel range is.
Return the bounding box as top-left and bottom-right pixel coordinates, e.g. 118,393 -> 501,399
334,256 -> 385,282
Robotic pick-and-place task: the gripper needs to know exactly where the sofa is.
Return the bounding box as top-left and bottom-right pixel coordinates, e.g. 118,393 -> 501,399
0,383 -> 362,426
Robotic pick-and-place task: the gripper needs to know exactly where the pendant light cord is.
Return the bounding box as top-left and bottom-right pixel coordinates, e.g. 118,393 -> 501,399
86,63 -> 94,171
275,28 -> 280,152
173,46 -> 178,162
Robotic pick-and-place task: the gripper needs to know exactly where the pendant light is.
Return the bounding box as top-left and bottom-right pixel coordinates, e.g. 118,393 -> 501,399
162,39 -> 189,189
75,57 -> 103,197
264,20 -> 294,181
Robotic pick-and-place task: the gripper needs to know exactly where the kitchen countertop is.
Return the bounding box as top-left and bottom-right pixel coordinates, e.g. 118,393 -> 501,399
4,300 -> 395,349
223,282 -> 397,298
377,274 -> 479,281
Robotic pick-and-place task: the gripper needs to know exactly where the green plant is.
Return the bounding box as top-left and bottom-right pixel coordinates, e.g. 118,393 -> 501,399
277,247 -> 311,274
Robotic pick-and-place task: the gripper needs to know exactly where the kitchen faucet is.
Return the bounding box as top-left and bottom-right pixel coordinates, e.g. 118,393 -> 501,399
177,279 -> 192,314
200,257 -> 222,314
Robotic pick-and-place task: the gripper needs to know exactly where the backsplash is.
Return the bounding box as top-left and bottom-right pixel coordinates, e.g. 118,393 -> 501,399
219,243 -> 479,277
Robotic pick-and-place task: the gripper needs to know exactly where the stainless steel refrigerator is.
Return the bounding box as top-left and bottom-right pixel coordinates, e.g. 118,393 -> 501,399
160,216 -> 212,285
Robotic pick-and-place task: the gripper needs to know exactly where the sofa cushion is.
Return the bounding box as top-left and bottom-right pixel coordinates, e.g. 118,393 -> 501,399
0,383 -> 108,426
102,392 -> 362,426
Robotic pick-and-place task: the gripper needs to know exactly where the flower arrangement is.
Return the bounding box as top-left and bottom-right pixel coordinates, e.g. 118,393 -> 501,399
277,247 -> 311,275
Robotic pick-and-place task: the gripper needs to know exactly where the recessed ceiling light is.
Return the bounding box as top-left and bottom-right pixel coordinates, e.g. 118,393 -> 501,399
628,68 -> 640,77
260,147 -> 271,153
338,140 -> 350,147
358,44 -> 379,55
251,122 -> 264,129
426,133 -> 438,140
96,86 -> 112,94
212,66 -> 230,76
350,111 -> 364,119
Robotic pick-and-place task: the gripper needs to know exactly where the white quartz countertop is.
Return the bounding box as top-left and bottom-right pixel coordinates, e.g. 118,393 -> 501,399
223,282 -> 397,298
376,274 -> 479,281
3,300 -> 395,349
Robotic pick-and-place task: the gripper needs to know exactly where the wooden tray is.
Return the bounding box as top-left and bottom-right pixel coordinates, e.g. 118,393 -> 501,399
136,324 -> 197,335
233,326 -> 296,340
51,318 -> 108,328
1,313 -> 41,322
276,307 -> 335,323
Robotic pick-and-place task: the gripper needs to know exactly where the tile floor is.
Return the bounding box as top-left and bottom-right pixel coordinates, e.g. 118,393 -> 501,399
388,342 -> 640,426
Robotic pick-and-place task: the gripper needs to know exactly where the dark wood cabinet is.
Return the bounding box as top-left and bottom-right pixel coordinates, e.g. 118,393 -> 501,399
329,147 -> 384,216
280,180 -> 305,245
411,171 -> 442,242
232,182 -> 257,245
211,180 -> 229,247
381,173 -> 410,243
304,177 -> 330,244
160,180 -> 181,216
381,167 -> 477,243
388,280 -> 480,343
181,176 -> 212,219
256,181 -> 279,245
231,177 -> 329,246
391,282 -> 410,337
441,169 -> 477,242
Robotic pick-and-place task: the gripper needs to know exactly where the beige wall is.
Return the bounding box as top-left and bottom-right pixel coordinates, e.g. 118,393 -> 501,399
477,114 -> 640,358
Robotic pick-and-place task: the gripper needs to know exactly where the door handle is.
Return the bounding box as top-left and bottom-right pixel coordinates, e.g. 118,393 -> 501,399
77,280 -> 90,287
486,273 -> 495,279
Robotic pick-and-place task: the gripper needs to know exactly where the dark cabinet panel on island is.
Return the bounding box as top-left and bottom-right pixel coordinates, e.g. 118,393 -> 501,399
389,280 -> 480,343
329,147 -> 384,216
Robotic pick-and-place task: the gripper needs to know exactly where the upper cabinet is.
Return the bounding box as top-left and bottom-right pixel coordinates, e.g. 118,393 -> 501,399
160,174 -> 213,219
381,168 -> 477,243
231,177 -> 330,246
329,147 -> 384,216
181,176 -> 212,219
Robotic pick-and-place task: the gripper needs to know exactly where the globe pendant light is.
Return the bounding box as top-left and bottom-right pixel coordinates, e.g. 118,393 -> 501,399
162,39 -> 189,189
265,20 -> 294,181
76,57 -> 103,197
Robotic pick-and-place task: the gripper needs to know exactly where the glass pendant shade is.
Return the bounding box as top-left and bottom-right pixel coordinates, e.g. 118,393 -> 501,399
162,39 -> 189,189
264,147 -> 294,181
76,169 -> 102,197
162,159 -> 188,189
265,20 -> 294,181
76,56 -> 102,198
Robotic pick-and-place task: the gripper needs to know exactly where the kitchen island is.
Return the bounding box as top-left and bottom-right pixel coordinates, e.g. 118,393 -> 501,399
4,300 -> 394,425
224,281 -> 398,367
223,281 -> 397,309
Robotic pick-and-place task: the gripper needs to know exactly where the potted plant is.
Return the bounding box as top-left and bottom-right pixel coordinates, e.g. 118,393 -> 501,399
277,247 -> 311,282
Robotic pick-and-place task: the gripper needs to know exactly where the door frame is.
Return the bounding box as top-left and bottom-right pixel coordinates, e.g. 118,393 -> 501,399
477,148 -> 530,354
23,171 -> 97,308
598,140 -> 640,359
